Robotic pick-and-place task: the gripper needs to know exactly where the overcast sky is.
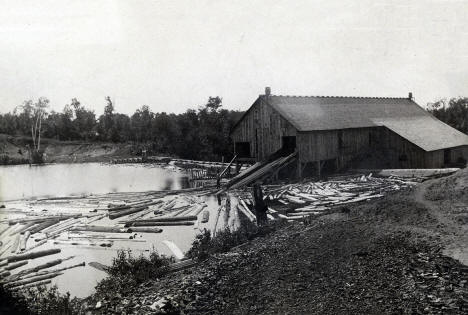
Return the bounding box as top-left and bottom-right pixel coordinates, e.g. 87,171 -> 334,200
0,0 -> 467,115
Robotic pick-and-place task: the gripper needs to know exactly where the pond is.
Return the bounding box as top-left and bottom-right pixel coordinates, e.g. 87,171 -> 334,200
0,163 -> 238,298
0,163 -> 186,202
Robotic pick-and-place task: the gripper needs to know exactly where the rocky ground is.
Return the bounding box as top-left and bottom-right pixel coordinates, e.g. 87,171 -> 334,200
82,169 -> 468,314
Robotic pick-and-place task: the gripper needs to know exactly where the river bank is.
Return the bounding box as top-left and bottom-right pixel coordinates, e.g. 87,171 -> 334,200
2,167 -> 467,313
0,134 -> 146,165
81,169 -> 468,314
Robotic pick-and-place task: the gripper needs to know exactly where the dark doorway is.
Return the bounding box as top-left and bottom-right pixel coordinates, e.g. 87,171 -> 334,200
235,142 -> 251,158
281,136 -> 296,154
444,149 -> 451,165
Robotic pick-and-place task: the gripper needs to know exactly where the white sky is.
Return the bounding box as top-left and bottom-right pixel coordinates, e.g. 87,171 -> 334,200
0,0 -> 467,115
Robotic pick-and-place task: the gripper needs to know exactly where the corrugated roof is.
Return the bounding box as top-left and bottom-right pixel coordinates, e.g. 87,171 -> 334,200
266,95 -> 468,151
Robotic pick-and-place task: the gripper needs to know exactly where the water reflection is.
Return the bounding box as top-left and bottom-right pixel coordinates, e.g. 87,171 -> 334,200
0,163 -> 187,201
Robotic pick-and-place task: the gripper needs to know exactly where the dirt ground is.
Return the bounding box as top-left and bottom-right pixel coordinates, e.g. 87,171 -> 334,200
0,134 -> 135,164
84,169 -> 468,314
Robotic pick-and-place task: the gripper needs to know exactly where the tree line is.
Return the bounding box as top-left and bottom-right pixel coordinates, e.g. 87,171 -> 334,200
2,96 -> 467,161
427,97 -> 468,134
0,96 -> 244,161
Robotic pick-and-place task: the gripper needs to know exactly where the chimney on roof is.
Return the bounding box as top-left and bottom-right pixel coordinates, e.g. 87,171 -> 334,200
265,87 -> 271,96
408,92 -> 413,100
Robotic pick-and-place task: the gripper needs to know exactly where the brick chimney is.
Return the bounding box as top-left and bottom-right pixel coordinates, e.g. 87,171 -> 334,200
265,87 -> 271,96
408,92 -> 413,100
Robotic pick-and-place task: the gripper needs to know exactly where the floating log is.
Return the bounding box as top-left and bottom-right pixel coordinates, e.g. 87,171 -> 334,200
125,207 -> 160,221
0,245 -> 11,258
126,227 -> 163,233
71,225 -> 128,233
69,235 -> 146,242
129,221 -> 194,227
109,205 -> 149,220
170,205 -> 192,217
8,214 -> 80,226
107,205 -> 131,211
22,240 -> 47,253
10,235 -> 20,253
16,222 -> 37,235
28,220 -> 60,234
88,262 -> 108,272
0,225 -> 11,237
7,248 -> 61,263
6,272 -> 63,289
8,218 -> 47,226
192,204 -> 208,216
0,271 -> 11,278
15,256 -> 73,278
0,260 -> 7,268
85,214 -> 107,225
42,218 -> 79,235
10,279 -> 52,291
19,231 -> 31,251
16,262 -> 85,281
3,261 -> 28,271
53,240 -> 113,247
133,215 -> 197,224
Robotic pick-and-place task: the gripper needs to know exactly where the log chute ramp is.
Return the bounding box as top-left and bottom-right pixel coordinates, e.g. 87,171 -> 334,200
221,151 -> 297,192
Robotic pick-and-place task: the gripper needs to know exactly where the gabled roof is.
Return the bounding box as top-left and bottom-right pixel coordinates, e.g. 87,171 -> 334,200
235,95 -> 468,152
267,95 -> 468,151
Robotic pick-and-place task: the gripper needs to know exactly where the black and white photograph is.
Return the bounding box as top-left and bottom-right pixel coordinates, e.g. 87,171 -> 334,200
0,0 -> 467,314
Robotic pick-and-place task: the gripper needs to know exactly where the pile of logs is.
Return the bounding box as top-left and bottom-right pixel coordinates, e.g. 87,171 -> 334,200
235,173 -> 420,222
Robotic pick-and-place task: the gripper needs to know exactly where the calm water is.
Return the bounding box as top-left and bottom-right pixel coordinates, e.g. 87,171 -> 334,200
0,163 -> 236,298
0,163 -> 185,201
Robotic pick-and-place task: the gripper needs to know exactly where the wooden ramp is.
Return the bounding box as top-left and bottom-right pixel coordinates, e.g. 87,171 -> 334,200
220,151 -> 297,192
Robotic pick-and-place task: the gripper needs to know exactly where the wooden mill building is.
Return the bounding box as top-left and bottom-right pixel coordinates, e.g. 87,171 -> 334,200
231,88 -> 468,176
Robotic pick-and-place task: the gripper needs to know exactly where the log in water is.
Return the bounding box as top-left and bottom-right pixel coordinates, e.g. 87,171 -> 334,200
129,221 -> 194,227
7,248 -> 61,263
126,227 -> 163,233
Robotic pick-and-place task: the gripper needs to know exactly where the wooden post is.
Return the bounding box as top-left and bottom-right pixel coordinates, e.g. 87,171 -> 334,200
296,159 -> 302,179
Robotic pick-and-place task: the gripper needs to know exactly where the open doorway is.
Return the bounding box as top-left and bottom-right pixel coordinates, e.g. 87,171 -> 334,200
281,136 -> 296,154
235,142 -> 251,158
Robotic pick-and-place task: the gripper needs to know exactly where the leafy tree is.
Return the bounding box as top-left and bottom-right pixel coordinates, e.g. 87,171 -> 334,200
0,94 -> 244,161
70,98 -> 96,140
428,97 -> 468,134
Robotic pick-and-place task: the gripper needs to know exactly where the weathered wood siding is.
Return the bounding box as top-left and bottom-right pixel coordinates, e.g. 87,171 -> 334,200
450,146 -> 468,164
231,97 -> 296,160
297,128 -> 374,166
231,98 -> 467,169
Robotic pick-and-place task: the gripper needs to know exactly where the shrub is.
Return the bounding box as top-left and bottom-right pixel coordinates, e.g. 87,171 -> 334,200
187,220 -> 287,261
0,284 -> 80,315
95,249 -> 173,295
